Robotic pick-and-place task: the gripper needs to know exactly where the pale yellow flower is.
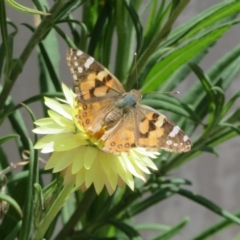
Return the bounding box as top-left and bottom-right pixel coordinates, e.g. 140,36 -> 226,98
33,83 -> 159,195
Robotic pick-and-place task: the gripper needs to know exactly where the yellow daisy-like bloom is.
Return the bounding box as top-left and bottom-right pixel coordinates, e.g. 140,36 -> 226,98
33,83 -> 159,195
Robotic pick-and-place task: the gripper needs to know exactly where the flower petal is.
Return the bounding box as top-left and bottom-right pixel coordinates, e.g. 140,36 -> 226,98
34,133 -> 87,153
99,153 -> 118,190
84,147 -> 98,169
45,150 -> 75,172
71,146 -> 87,174
34,118 -> 55,126
115,160 -> 134,190
44,97 -> 72,120
62,83 -> 75,107
75,168 -> 85,188
48,110 -> 74,131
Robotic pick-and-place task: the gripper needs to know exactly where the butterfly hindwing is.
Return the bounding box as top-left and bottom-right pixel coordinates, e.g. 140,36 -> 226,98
76,99 -> 117,133
136,105 -> 191,152
101,110 -> 136,154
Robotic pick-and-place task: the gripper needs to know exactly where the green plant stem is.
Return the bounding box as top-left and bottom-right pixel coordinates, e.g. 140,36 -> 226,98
0,0 -> 11,80
33,182 -> 74,240
126,0 -> 190,90
115,0 -> 133,83
192,209 -> 240,240
0,0 -> 66,113
54,187 -> 96,240
19,138 -> 36,240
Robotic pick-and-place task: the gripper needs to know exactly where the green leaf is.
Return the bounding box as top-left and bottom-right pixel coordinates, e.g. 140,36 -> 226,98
38,42 -> 61,92
55,0 -> 87,20
107,220 -> 143,240
197,146 -> 219,157
5,221 -> 22,240
8,109 -> 29,153
160,48 -> 210,92
53,23 -> 78,48
222,91 -> 240,118
165,0 -> 240,47
178,189 -> 240,225
127,0 -> 190,90
152,217 -> 189,240
124,0 -> 143,52
115,0 -> 135,83
136,223 -> 170,231
137,47 -> 172,88
33,182 -> 74,240
192,209 -> 240,240
188,63 -> 215,100
19,121 -> 38,239
126,188 -> 175,217
8,171 -> 29,184
0,134 -> 19,145
142,25 -> 230,92
141,95 -> 201,123
0,193 -> 23,218
5,0 -> 50,15
101,12 -> 115,67
218,122 -> 240,135
52,186 -> 96,240
180,2 -> 240,41
142,1 -> 168,53
88,2 -> 112,55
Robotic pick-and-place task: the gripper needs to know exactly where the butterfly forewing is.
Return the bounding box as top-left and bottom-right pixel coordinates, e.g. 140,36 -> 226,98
66,49 -> 125,103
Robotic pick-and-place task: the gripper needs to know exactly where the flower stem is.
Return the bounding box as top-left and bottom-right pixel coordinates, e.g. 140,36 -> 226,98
53,186 -> 96,240
32,182 -> 74,240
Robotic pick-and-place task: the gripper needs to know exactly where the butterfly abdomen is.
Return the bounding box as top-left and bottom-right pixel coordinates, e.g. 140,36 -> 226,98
104,108 -> 123,129
103,92 -> 139,129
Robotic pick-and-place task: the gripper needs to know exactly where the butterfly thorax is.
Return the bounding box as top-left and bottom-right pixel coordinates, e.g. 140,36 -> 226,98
116,89 -> 141,109
103,90 -> 141,129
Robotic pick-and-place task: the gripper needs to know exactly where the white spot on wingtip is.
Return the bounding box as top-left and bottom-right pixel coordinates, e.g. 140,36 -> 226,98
155,117 -> 164,127
166,140 -> 172,145
73,74 -> 78,80
169,126 -> 180,137
77,50 -> 83,56
85,57 -> 94,69
173,143 -> 178,147
183,135 -> 189,142
78,67 -> 83,73
74,61 -> 79,66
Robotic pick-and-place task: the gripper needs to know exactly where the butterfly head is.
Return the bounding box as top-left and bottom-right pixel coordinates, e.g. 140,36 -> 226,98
129,89 -> 142,101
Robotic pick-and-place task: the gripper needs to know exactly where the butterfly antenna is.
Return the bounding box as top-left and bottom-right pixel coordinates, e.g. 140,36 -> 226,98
134,52 -> 139,89
143,90 -> 180,95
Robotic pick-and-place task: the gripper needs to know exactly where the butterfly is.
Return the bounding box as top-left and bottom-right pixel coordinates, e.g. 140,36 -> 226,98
66,48 -> 191,155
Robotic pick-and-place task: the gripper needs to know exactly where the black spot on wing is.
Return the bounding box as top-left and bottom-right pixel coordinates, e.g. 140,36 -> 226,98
95,79 -> 105,87
103,74 -> 112,83
89,88 -> 95,98
152,113 -> 159,119
140,132 -> 149,138
149,121 -> 156,131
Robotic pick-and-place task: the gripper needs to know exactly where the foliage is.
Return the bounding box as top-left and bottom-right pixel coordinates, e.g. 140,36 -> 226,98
0,0 -> 240,239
